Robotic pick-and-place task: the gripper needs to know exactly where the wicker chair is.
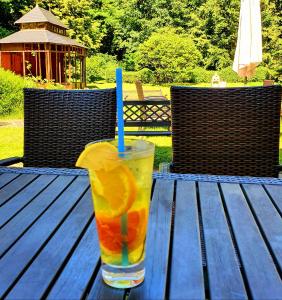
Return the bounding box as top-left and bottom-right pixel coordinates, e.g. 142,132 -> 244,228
0,88 -> 116,168
171,85 -> 282,177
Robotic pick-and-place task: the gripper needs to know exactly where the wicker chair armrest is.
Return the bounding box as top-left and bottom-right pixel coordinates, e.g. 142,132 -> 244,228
277,165 -> 282,172
0,156 -> 23,166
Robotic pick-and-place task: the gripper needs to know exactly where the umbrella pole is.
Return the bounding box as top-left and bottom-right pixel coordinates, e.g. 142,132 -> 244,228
244,76 -> 248,86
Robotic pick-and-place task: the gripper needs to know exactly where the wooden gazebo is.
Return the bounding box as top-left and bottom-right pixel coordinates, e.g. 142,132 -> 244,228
0,5 -> 86,88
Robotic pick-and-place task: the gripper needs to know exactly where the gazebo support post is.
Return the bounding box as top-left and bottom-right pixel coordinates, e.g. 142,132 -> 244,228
55,45 -> 58,82
68,46 -> 71,86
38,43 -> 42,79
74,49 -> 77,88
44,43 -> 48,80
22,50 -> 26,77
49,47 -> 52,81
59,56 -> 62,84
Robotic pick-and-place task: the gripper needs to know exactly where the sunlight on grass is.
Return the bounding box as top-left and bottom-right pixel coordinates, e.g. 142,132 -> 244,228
0,127 -> 23,159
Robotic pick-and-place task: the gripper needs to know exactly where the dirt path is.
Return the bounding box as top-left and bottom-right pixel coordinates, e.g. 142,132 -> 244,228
0,120 -> 24,127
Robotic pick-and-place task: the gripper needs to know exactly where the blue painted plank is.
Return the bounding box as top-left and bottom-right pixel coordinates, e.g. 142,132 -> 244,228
221,183 -> 282,299
169,180 -> 205,300
128,179 -> 174,300
0,176 -> 74,256
47,220 -> 100,299
0,175 -> 89,298
0,173 -> 20,189
0,174 -> 57,227
6,189 -> 94,299
86,269 -> 125,300
199,182 -> 247,300
0,174 -> 38,205
243,184 -> 282,272
264,184 -> 282,214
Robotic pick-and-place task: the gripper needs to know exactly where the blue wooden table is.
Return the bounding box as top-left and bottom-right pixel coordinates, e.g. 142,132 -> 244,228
0,167 -> 282,300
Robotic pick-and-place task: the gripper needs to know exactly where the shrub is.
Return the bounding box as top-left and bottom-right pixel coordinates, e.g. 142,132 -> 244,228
182,67 -> 214,83
86,54 -> 118,83
123,71 -> 140,83
218,67 -> 241,82
251,66 -> 269,82
0,68 -> 36,116
139,68 -> 154,83
136,27 -> 202,83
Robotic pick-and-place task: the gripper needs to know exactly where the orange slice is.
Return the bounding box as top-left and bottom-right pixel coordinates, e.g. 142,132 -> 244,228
76,142 -> 120,171
76,141 -> 137,217
93,165 -> 137,217
96,209 -> 148,254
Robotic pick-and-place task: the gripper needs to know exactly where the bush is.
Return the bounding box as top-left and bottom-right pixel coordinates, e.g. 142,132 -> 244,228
123,71 -> 140,83
0,68 -> 36,116
218,67 -> 241,82
182,67 -> 214,83
136,27 -> 202,83
251,66 -> 269,82
139,68 -> 154,83
86,54 -> 118,83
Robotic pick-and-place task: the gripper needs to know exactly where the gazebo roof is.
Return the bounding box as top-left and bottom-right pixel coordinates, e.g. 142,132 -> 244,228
0,29 -> 85,48
15,5 -> 68,29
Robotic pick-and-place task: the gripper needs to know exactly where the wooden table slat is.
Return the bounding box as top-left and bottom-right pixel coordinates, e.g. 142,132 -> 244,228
243,184 -> 282,272
128,179 -> 174,300
169,180 -> 205,300
0,176 -> 89,298
6,189 -> 94,300
0,173 -> 20,189
199,182 -> 247,300
47,220 -> 101,299
0,174 -> 38,206
221,183 -> 282,299
0,176 -> 75,256
0,174 -> 57,228
264,184 -> 282,215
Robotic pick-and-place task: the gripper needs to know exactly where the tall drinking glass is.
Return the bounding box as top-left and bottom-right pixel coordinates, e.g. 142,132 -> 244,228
87,139 -> 155,288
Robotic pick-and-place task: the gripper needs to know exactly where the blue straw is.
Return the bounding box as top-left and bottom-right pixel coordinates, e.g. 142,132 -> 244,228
116,68 -> 125,153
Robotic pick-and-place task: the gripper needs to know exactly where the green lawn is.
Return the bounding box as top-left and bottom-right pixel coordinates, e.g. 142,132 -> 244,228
1,80 -> 281,169
0,127 -> 23,159
0,125 -> 281,169
0,126 -> 171,169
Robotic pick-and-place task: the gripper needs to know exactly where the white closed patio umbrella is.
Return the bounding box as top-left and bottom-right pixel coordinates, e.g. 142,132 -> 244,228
233,0 -> 262,79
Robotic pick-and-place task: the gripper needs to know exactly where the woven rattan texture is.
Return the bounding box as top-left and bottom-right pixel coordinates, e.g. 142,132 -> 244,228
171,86 -> 282,177
23,88 -> 116,168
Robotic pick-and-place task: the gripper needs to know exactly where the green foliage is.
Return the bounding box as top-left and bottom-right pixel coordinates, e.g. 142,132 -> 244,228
0,0 -> 281,83
251,66 -> 269,82
122,71 -> 140,83
218,67 -> 241,83
136,27 -> 202,83
0,26 -> 14,38
86,54 -> 118,83
0,68 -> 36,116
183,68 -> 214,84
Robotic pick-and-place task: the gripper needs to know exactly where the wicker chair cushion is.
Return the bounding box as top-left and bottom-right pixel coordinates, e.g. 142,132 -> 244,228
24,88 -> 116,168
171,85 -> 282,177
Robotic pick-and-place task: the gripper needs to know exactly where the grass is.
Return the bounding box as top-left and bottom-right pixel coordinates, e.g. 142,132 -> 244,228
1,80 -> 281,169
0,127 -> 23,158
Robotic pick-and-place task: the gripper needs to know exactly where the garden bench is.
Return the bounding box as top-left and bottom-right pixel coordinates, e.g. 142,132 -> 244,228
122,99 -> 171,136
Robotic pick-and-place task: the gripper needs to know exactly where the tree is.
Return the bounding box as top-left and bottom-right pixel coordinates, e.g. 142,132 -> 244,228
136,27 -> 202,83
23,0 -> 105,54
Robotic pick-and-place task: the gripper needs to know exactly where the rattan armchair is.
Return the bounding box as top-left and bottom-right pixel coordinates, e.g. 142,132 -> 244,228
171,85 -> 282,177
0,88 -> 116,168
